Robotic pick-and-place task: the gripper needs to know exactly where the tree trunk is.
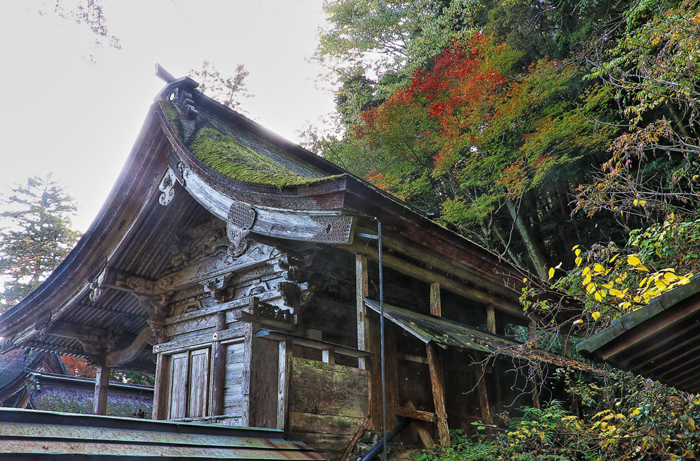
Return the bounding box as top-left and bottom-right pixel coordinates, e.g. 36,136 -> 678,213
506,199 -> 548,280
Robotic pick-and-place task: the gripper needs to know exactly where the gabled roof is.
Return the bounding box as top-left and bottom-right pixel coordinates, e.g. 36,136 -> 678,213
577,276 -> 700,393
0,72 -> 536,364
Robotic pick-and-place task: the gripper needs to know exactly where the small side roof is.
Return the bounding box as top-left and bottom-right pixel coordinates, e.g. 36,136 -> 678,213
0,407 -> 322,460
577,276 -> 700,393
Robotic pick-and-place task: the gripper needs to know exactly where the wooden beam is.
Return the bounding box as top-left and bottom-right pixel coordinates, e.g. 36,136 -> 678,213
405,402 -> 434,449
254,329 -> 372,359
395,406 -> 436,423
356,254 -> 370,369
93,365 -> 110,416
48,320 -> 108,344
105,327 -> 154,368
430,283 -> 441,317
349,243 -> 525,320
338,417 -> 370,461
426,343 -> 450,446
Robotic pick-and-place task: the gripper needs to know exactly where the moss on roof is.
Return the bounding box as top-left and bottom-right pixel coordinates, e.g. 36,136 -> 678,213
158,100 -> 341,190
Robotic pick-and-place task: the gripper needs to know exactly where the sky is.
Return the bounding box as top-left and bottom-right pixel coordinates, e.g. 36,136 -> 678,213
0,0 -> 336,232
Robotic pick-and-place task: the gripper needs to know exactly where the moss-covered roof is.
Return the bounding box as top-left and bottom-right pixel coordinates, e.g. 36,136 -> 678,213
158,100 -> 341,190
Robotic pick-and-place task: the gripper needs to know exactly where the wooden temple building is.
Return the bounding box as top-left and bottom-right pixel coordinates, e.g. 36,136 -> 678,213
0,68 -> 576,459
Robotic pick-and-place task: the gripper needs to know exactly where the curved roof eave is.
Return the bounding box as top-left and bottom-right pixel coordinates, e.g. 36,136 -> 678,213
0,109 -> 171,342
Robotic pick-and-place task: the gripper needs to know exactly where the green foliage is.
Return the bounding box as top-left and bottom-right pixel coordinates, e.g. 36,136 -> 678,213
543,214 -> 700,331
0,175 -> 80,313
415,372 -> 700,460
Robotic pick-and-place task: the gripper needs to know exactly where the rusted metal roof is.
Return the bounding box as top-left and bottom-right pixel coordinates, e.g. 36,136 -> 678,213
577,276 -> 700,393
0,408 -> 323,460
365,298 -> 607,375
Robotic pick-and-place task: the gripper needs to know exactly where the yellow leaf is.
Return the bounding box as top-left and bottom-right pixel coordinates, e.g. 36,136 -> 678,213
609,254 -> 619,263
627,255 -> 641,266
592,311 -> 601,321
523,277 -> 528,283
639,277 -> 648,288
636,264 -> 650,272
582,266 -> 591,276
575,248 -> 582,257
583,274 -> 592,286
586,282 -> 596,293
575,257 -> 582,267
594,264 -> 605,274
602,282 -> 613,289
572,244 -> 579,251
609,288 -> 624,298
548,267 -> 555,280
594,292 -> 603,302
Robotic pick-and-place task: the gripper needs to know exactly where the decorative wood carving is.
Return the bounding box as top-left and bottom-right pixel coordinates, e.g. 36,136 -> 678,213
202,273 -> 235,303
158,167 -> 178,206
227,202 -> 256,259
88,267 -> 108,302
137,294 -> 172,343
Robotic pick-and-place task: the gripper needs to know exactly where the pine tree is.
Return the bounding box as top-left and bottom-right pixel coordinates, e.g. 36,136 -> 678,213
0,175 -> 80,313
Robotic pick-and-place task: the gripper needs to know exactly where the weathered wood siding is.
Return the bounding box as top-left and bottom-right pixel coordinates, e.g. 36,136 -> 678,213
289,357 -> 369,461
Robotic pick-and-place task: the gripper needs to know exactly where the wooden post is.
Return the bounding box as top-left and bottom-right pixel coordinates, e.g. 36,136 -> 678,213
277,340 -> 292,434
321,349 -> 335,365
356,255 -> 370,370
426,342 -> 450,446
211,311 -> 227,416
528,319 -> 537,343
242,323 -> 254,426
93,365 -> 110,415
430,283 -> 441,317
474,355 -> 492,425
486,304 -> 496,334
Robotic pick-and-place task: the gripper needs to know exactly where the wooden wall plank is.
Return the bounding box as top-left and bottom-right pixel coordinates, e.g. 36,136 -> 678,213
169,352 -> 189,419
188,348 -> 210,418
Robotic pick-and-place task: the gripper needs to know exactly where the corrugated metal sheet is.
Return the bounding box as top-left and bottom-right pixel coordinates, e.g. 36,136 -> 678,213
0,408 -> 323,460
577,276 -> 700,393
365,298 -> 607,374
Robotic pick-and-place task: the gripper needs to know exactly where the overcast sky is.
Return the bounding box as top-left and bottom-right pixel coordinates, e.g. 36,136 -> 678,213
0,0 -> 336,231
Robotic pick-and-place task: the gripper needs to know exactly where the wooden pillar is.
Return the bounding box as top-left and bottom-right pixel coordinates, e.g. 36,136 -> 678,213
322,349 -> 335,365
93,365 -> 110,415
356,255 -> 370,370
430,283 -> 441,317
486,304 -> 496,334
474,355 -> 492,425
426,342 -> 450,446
242,323 -> 255,426
211,311 -> 227,416
277,340 -> 292,434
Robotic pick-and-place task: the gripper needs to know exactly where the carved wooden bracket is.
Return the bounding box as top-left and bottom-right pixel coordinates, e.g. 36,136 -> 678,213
158,167 -> 178,206
88,267 -> 108,302
136,294 -> 172,343
232,297 -> 296,332
202,273 -> 235,303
